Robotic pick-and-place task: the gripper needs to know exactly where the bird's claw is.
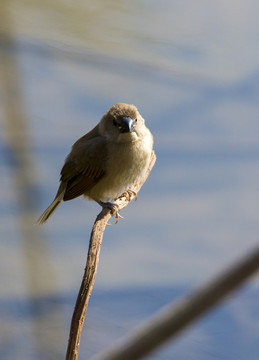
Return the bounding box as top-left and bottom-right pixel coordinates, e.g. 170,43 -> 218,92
121,189 -> 138,201
99,201 -> 123,224
114,211 -> 124,224
110,204 -> 124,224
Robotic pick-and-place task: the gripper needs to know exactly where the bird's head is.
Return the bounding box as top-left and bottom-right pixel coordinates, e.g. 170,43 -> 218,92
99,103 -> 147,142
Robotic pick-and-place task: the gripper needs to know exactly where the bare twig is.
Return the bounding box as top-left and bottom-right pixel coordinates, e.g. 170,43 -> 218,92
91,245 -> 259,360
65,151 -> 156,360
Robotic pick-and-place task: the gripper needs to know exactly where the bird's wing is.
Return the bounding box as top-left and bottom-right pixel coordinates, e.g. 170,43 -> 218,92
60,134 -> 108,201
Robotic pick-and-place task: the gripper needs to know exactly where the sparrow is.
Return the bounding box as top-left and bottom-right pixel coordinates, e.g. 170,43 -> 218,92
37,103 -> 153,224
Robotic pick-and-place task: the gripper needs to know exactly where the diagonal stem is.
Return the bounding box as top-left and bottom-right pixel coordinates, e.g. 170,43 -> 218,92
65,151 -> 156,360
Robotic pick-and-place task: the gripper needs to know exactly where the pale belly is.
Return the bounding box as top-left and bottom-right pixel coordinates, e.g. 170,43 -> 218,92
87,139 -> 152,201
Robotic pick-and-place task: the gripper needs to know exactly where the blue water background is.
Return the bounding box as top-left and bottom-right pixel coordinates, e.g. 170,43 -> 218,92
0,1 -> 259,359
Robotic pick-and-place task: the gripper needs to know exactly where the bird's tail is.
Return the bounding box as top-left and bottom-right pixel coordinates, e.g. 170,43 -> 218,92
36,183 -> 66,225
36,198 -> 63,225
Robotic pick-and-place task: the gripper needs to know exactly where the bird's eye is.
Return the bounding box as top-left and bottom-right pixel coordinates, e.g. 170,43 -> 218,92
135,118 -> 138,123
113,119 -> 118,127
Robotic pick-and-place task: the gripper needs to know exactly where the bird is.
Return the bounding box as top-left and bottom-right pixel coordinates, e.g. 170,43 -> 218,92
37,103 -> 154,224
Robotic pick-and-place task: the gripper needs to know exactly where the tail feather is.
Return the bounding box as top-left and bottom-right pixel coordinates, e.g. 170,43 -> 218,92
36,182 -> 67,225
36,198 -> 63,225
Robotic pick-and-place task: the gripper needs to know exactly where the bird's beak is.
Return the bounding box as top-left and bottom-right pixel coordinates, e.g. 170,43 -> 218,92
119,117 -> 134,133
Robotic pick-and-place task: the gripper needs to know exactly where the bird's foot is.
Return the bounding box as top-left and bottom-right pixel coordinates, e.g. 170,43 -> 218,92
98,201 -> 123,224
120,189 -> 138,201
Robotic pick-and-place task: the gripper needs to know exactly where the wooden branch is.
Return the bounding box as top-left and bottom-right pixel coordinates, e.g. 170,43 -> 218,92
65,151 -> 156,360
91,245 -> 259,360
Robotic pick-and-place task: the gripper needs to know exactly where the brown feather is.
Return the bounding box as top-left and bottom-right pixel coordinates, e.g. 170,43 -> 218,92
63,168 -> 105,201
59,130 -> 107,201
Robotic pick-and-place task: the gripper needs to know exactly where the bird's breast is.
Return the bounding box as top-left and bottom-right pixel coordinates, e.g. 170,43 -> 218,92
88,134 -> 152,201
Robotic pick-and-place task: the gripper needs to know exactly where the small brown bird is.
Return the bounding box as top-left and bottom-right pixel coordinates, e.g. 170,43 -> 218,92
37,103 -> 153,224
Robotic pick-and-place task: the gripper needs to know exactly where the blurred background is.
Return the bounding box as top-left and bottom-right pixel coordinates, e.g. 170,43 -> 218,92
1,0 -> 259,359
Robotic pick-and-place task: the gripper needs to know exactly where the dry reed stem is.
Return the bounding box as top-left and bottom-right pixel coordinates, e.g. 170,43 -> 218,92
65,151 -> 156,360
92,245 -> 259,360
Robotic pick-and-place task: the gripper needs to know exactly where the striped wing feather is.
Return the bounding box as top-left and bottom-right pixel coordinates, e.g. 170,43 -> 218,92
59,130 -> 107,201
